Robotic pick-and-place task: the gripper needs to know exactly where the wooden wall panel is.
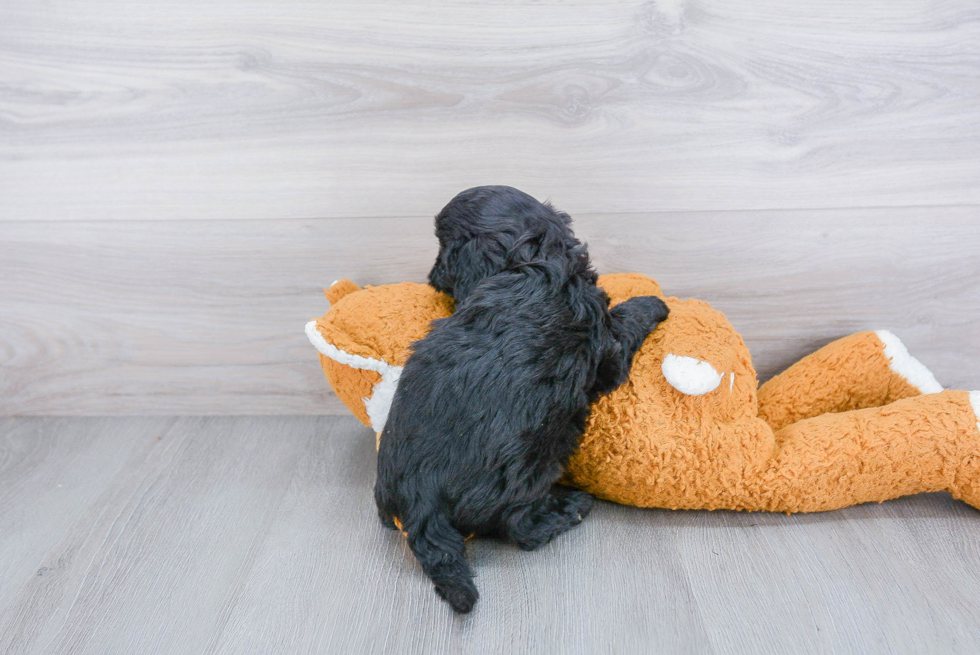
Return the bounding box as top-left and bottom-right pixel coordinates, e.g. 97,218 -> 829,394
2,206 -> 977,415
2,1 -> 978,414
1,0 -> 978,221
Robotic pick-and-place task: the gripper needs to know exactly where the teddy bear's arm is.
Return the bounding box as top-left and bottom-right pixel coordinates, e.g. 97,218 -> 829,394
647,298 -> 756,408
595,274 -> 740,398
757,331 -> 943,432
596,273 -> 663,306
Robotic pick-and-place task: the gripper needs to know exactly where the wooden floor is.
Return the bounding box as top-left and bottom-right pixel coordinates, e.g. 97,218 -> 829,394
2,2 -> 979,652
3,416 -> 980,655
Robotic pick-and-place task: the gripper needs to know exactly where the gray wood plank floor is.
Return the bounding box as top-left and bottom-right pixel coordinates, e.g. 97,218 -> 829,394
2,416 -> 979,654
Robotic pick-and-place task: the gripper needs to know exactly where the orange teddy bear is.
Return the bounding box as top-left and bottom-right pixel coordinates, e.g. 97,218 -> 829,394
306,273 -> 980,513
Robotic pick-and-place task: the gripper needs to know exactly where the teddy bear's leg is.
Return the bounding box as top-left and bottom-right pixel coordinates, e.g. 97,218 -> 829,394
954,391 -> 980,508
757,331 -> 943,432
747,390 -> 980,512
500,490 -> 594,551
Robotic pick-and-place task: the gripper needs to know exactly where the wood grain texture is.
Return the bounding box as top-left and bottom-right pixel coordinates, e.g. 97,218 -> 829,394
0,416 -> 316,655
1,0 -> 979,221
2,416 -> 980,654
2,206 -> 978,416
0,418 -> 174,614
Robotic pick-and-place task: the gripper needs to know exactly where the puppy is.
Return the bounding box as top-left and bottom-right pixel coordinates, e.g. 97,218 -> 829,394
375,186 -> 668,613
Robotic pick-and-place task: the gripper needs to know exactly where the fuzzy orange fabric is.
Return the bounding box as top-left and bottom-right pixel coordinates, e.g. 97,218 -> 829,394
758,331 -> 921,432
320,356 -> 379,427
310,281 -> 454,430
752,390 -> 980,512
307,273 -> 980,513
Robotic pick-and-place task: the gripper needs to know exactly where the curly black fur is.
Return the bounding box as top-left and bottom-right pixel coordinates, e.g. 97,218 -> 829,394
375,186 -> 668,613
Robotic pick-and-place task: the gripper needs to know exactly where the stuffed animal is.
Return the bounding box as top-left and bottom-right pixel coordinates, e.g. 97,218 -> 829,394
306,273 -> 980,513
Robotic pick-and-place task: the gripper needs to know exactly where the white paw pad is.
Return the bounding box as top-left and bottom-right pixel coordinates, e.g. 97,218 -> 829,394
875,330 -> 943,394
969,391 -> 980,435
662,354 -> 723,396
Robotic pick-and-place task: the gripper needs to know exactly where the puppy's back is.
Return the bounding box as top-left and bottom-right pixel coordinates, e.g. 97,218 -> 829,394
377,269 -> 608,515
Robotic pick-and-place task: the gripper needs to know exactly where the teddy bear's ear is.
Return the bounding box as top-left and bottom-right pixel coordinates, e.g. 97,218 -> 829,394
306,282 -> 454,433
324,279 -> 361,305
597,273 -> 664,306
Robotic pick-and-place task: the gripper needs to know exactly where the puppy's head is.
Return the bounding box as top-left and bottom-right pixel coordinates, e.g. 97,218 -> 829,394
428,185 -> 581,302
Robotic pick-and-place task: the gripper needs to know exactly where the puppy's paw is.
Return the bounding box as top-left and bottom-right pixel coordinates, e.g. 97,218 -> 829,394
627,295 -> 670,330
378,509 -> 399,531
509,491 -> 595,551
563,490 -> 594,524
434,577 -> 479,614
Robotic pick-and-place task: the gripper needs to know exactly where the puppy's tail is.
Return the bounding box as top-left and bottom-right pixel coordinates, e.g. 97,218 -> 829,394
405,508 -> 478,613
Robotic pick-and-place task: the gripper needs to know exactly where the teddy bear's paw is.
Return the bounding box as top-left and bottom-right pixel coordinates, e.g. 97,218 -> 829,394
971,391 -> 980,435
662,353 -> 724,396
875,330 -> 943,394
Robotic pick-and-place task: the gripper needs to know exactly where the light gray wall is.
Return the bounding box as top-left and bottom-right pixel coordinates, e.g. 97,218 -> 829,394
1,1 -> 978,415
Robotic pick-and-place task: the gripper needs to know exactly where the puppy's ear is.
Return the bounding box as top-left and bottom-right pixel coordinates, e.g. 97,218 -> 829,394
442,236 -> 510,301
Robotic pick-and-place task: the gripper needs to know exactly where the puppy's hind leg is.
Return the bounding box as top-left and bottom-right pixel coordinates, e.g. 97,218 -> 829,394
405,509 -> 478,613
502,490 -> 594,552
373,480 -> 400,531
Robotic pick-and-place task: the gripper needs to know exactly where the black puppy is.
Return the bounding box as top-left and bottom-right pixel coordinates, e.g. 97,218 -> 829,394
375,186 -> 668,613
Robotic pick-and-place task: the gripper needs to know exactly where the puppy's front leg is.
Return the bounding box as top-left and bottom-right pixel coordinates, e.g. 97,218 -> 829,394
593,296 -> 669,395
